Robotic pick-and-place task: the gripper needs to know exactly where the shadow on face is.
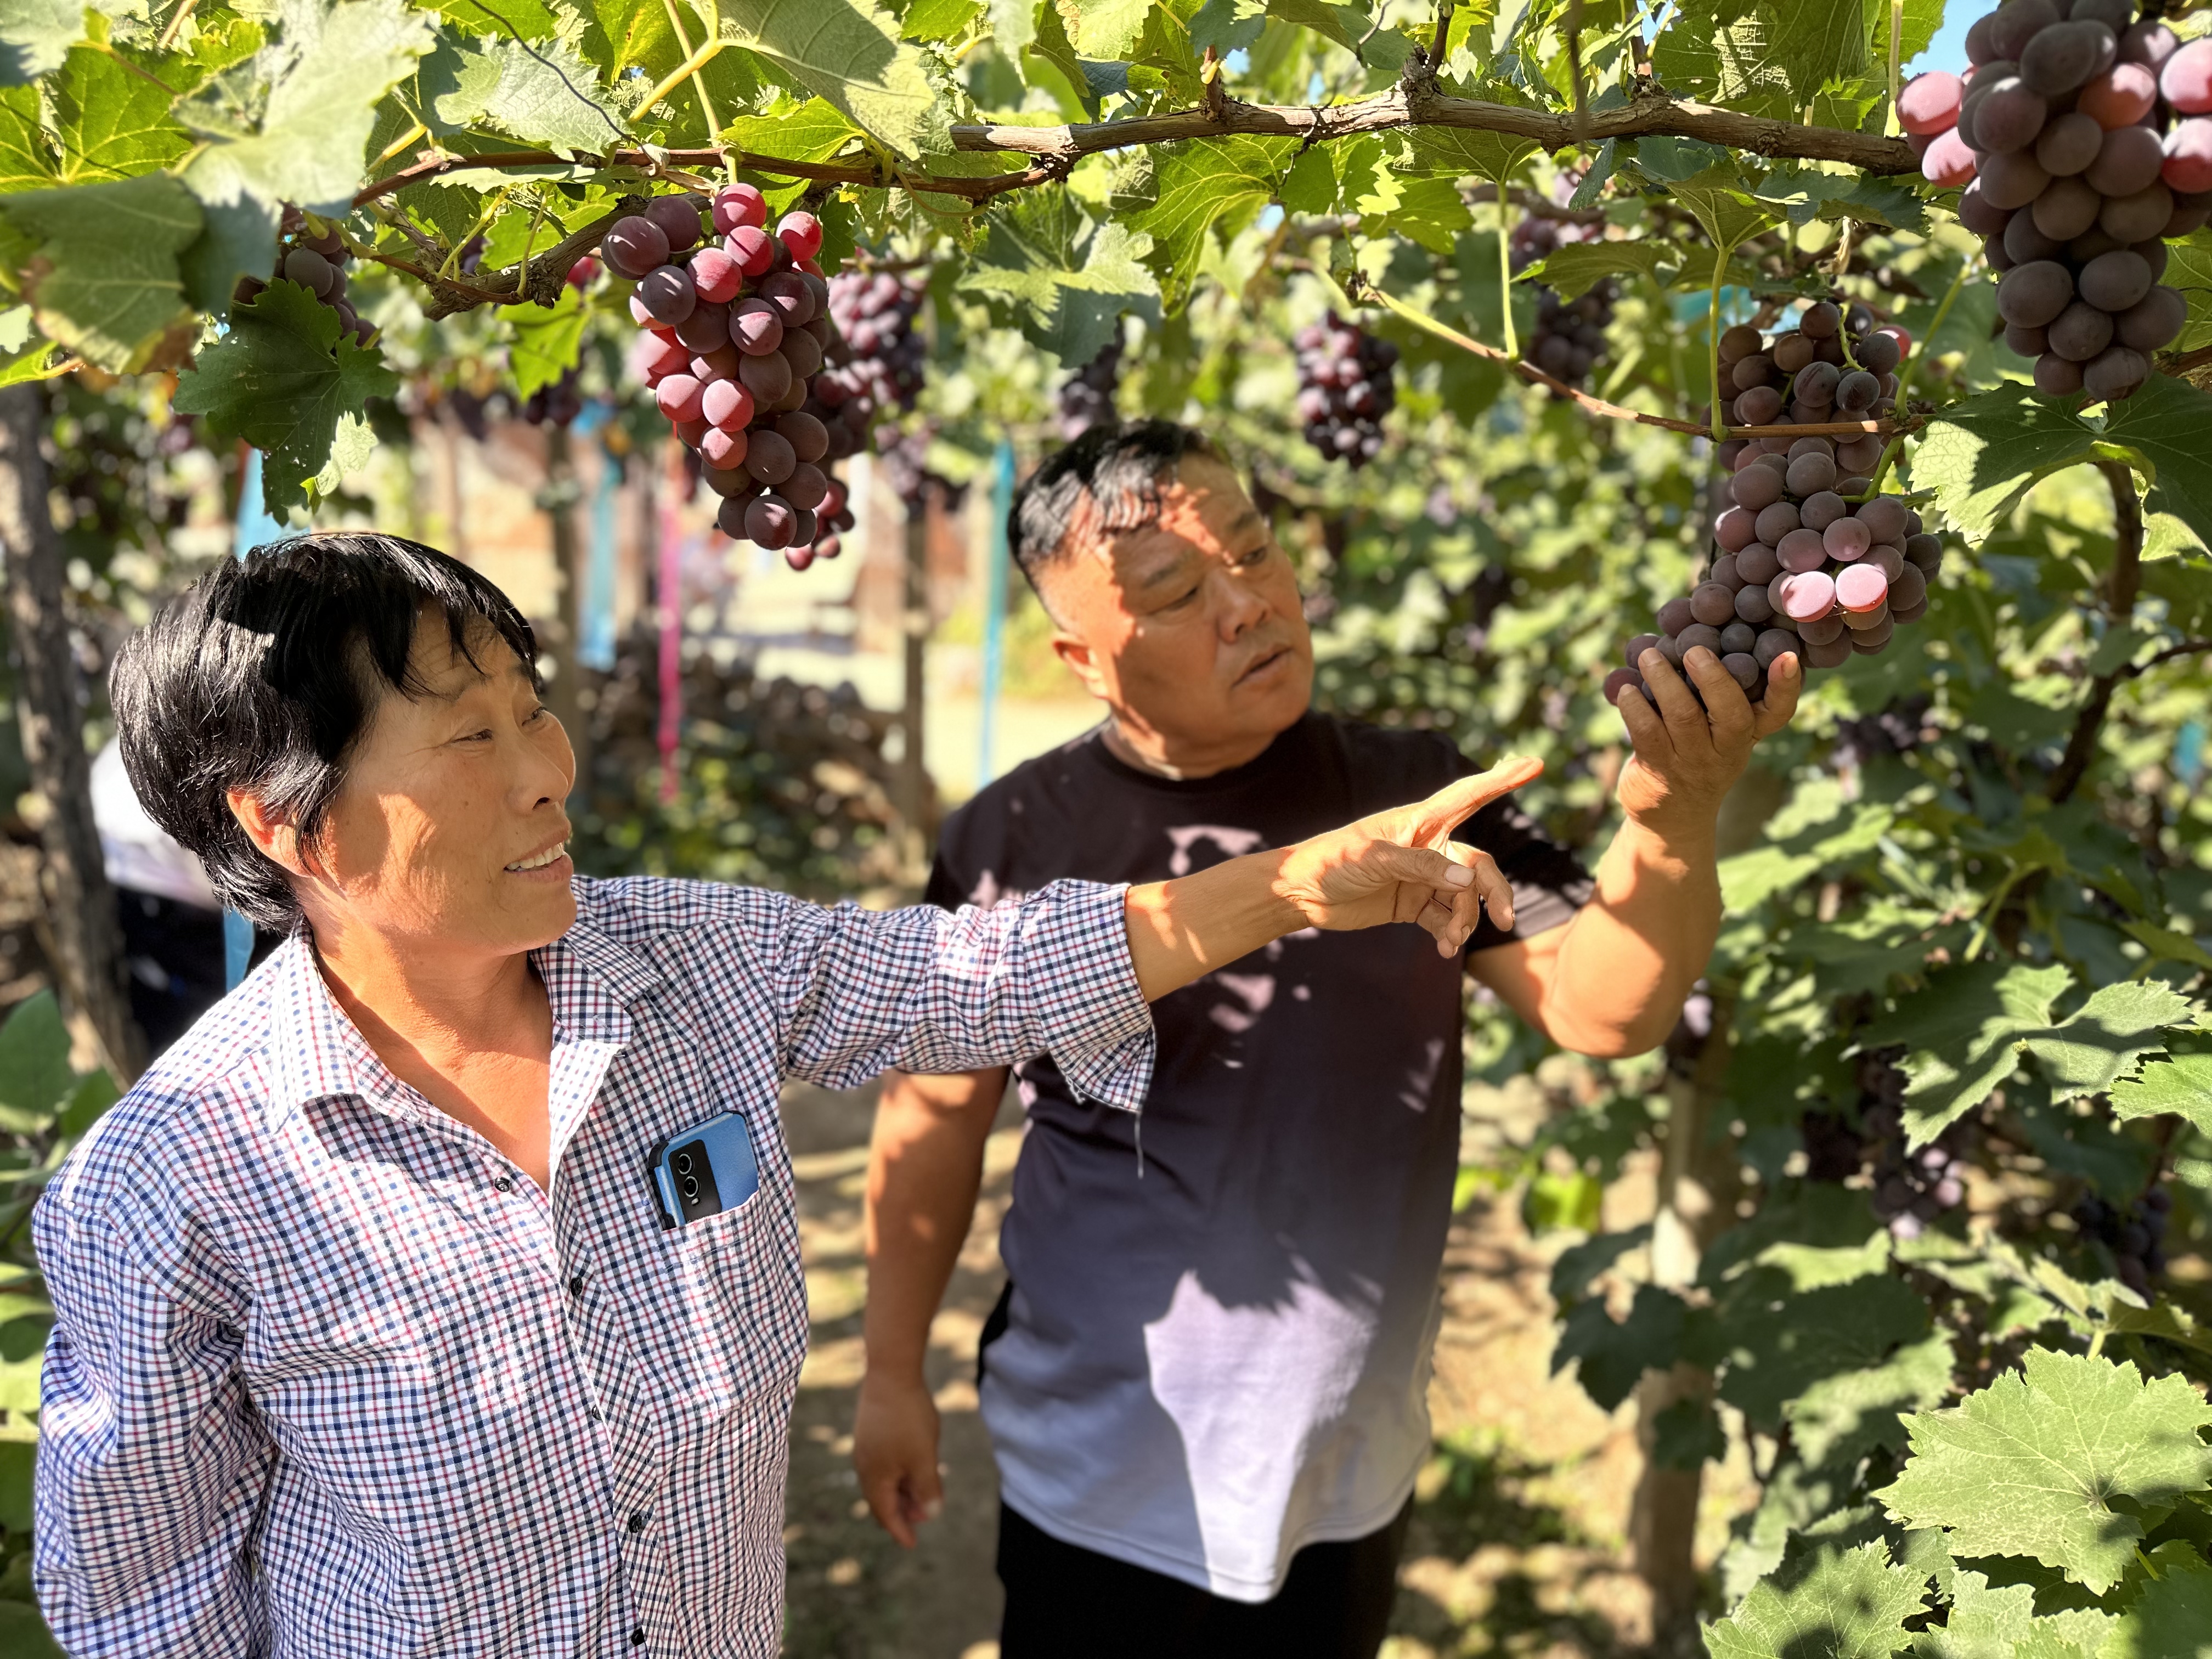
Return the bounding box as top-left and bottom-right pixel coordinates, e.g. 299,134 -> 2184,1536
294,615 -> 579,961
1036,456 -> 1314,777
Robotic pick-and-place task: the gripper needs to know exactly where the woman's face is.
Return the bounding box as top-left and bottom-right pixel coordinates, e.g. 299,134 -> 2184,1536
303,617 -> 577,960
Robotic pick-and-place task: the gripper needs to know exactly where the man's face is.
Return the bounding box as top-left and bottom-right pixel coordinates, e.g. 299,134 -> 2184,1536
1042,456 -> 1314,773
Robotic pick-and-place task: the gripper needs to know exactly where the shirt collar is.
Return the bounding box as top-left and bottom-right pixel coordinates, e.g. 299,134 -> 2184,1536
258,911 -> 667,1132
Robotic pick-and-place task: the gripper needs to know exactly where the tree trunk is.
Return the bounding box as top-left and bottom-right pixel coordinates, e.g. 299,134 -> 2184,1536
0,385 -> 142,1082
897,494 -> 928,849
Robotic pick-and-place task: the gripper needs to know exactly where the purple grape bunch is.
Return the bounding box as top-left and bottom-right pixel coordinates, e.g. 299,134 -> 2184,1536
1940,0 -> 2211,399
1802,1051 -> 1973,1241
2073,1186 -> 2173,1295
1604,306 -> 1948,712
1057,337 -> 1124,441
1294,314 -> 1398,469
233,205 -> 376,349
521,367 -> 583,428
611,183 -> 845,568
814,268 -> 928,459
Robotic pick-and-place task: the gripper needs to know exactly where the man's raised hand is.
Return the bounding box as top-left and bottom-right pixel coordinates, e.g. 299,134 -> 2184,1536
1615,646 -> 1801,841
1272,756 -> 1544,956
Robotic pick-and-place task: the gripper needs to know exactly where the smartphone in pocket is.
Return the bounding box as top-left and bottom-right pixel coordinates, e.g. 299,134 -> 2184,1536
648,1111 -> 760,1229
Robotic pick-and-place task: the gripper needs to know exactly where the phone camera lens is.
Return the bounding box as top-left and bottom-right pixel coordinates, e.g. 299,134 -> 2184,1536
682,1177 -> 699,1200
674,1151 -> 693,1174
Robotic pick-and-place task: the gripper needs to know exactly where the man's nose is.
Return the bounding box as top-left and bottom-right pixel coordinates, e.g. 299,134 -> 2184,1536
1215,571 -> 1269,638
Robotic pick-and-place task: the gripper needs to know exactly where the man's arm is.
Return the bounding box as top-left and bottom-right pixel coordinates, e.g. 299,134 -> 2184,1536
853,1066 -> 1007,1547
1469,646 -> 1801,1057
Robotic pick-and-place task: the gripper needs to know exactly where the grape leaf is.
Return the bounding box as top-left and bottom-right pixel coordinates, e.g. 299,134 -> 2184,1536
1751,165 -> 1927,234
0,992 -> 75,1127
1550,1283 -> 1686,1412
1854,961 -> 2195,1147
2165,230 -> 2212,356
2109,1053 -> 2212,1136
49,46 -> 193,183
1787,1331 -> 1956,1473
182,0 -> 437,219
2101,374 -> 2212,557
504,286 -> 584,397
1651,1395 -> 1726,1470
172,279 -> 400,515
961,190 -> 1160,366
1549,1223 -> 1651,1306
0,171 -> 200,370
2102,1545 -> 2212,1658
900,0 -> 982,38
1911,1568 -> 2118,1659
1523,240 -> 1684,301
1667,165 -> 1781,263
422,33 -> 627,154
715,0 -> 940,157
1055,0 -> 1152,59
1874,0 -> 1946,69
1912,387 -> 2106,538
1119,135 -> 1295,310
1705,1541 -> 1927,1659
0,83 -> 58,191
177,190 -> 280,319
1700,1270 -> 1931,1429
0,0 -> 81,86
1877,1348 -> 2212,1595
1654,0 -> 1867,120
1188,0 -> 1265,54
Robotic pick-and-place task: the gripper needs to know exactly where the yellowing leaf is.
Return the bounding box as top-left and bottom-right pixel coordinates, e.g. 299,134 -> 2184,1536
0,171 -> 200,371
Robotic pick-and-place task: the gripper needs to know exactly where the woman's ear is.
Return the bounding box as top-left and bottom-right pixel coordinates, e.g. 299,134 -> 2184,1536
226,791 -> 315,880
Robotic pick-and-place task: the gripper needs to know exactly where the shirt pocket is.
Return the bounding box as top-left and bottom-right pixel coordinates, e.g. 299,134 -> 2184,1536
663,1147 -> 806,1408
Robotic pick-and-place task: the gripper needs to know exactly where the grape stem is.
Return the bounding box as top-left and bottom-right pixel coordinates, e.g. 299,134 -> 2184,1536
1353,274 -> 1914,441
1706,243 -> 1726,444
1497,190 -> 1517,361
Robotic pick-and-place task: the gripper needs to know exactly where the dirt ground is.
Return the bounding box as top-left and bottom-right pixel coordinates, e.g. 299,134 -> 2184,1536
776,1079 -> 1749,1659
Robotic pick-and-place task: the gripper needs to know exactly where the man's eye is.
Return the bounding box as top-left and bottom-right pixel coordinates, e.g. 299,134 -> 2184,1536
524,704 -> 550,723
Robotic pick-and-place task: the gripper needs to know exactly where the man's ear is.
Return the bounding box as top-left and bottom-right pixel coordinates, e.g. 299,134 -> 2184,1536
1049,629 -> 1111,701
226,790 -> 317,880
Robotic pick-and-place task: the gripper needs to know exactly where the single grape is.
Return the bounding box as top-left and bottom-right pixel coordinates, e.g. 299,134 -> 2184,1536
1624,633 -> 1662,668
1719,324 -> 1764,360
736,349 -> 793,405
2003,321 -> 2050,358
2069,0 -> 2131,30
689,248 -> 743,306
746,494 -> 798,550
1974,84 -> 2052,162
1735,385 -> 1786,425
2123,19 -> 2178,70
1904,533 -> 1944,572
2033,115 -> 2105,183
1793,362 -> 1842,409
2165,120 -> 2212,194
1731,466 -> 1786,511
1989,0 -> 2062,60
1602,667 -> 1646,706
1710,553 -> 1746,592
1690,583 -> 1737,626
2079,62 -> 2158,129
1856,498 -> 1909,544
1890,563 -> 1929,611
2101,182 -> 2173,242
1734,584 -> 1775,625
634,264 -> 698,328
1720,652 -> 1760,690
2081,343 -> 2147,400
2116,285 -> 2187,351
2035,352 -> 2086,394
1737,543 -> 1782,584
1957,180 -> 2010,237
1678,622 -> 1724,656
2162,38 -> 2212,114
1778,528 -> 1829,573
777,410 -> 831,464
1719,621 -> 1758,656
2086,123 -> 2166,197
1731,353 -> 1776,391
1797,610 -> 1848,646
602,216 -> 672,279
655,373 -> 706,424
1824,517 -> 1873,561
1657,597 -> 1697,636
1715,507 -> 1758,551
1900,71 -> 1965,134
1799,490 -> 1848,532
2077,249 -> 2153,315
712,182 -> 768,234
1773,332 -> 1816,373
1966,12 -> 1999,64
1787,452 -> 1839,495
643,195 -> 702,253
730,298 -> 785,357
778,329 -> 824,380
1836,370 -> 1881,413
1997,259 -> 2074,328
2020,20 -> 2116,98
2047,300 -> 2116,363
281,246 -> 336,296
1754,501 -> 1802,545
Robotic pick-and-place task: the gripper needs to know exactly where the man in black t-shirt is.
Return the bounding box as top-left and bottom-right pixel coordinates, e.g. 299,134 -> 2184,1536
852,421 -> 1801,1658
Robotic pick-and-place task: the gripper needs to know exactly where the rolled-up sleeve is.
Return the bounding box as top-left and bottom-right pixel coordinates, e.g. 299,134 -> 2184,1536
32,1193 -> 269,1658
769,878 -> 1155,1109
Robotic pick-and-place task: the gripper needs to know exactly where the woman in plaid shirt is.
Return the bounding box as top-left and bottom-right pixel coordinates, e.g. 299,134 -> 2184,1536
32,533 -> 1534,1657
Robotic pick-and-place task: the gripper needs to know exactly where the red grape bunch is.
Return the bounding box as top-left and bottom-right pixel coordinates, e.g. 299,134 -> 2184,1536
1799,1051 -> 1974,1241
521,367 -> 583,428
1908,0 -> 2210,401
1509,215 -> 1616,391
612,184 -> 841,569
1056,337 -> 1124,440
233,205 -> 377,349
1294,313 -> 1398,467
1604,305 -> 1946,710
814,268 -> 928,461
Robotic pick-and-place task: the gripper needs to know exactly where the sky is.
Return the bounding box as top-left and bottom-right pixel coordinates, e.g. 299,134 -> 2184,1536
1909,12 -> 1974,80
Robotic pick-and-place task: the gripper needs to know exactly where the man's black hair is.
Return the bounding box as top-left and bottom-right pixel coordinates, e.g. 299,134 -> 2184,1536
1008,420 -> 1226,591
109,532 -> 539,930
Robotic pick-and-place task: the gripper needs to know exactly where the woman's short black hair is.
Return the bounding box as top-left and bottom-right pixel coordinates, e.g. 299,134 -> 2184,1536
110,532 -> 539,930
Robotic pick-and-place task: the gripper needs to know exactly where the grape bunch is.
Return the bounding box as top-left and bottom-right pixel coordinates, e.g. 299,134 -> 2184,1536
232,205 -> 377,348
1604,304 -> 1945,710
2072,1186 -> 2172,1294
521,366 -> 583,427
1293,314 -> 1398,468
1507,201 -> 1615,390
611,185 -> 844,569
1832,693 -> 1936,770
1056,337 -> 1124,440
1801,1051 -> 1973,1240
814,268 -> 928,461
1906,1 -> 2209,401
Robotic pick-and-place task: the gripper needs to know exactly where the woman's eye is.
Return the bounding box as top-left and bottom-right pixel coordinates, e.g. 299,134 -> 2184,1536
523,704 -> 550,723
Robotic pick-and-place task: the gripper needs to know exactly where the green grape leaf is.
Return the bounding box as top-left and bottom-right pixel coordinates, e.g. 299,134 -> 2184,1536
1750,164 -> 1927,233
1549,1223 -> 1652,1307
1874,0 -> 1946,69
1653,0 -> 1869,120
0,991 -> 75,1129
1877,1348 -> 2212,1595
0,0 -> 82,86
1550,1283 -> 1686,1412
716,0 -> 940,157
1706,1541 -> 1927,1659
1055,0 -> 1152,59
1912,386 -> 2106,538
183,0 -> 437,217
1855,961 -> 2194,1147
721,95 -> 866,171
1265,1 -> 1409,70
2101,373 -> 2212,556
55,1067 -> 118,1139
2102,1545 -> 2212,1659
2110,1053 -> 2212,1136
504,285 -> 585,397
1522,240 -> 1684,301
177,191 -> 280,319
1700,1270 -> 1930,1429
1651,1395 -> 1726,1470
2166,230 -> 2212,355
1361,172 -> 1469,257
961,190 -> 1160,366
49,45 -> 193,183
0,1602 -> 64,1659
0,83 -> 59,191
1119,134 -> 1295,310
900,0 -> 983,41
0,171 -> 200,371
172,279 -> 400,515
1667,165 -> 1781,261
1786,1330 -> 1956,1473
1911,1568 -> 2118,1659
422,33 -> 627,154
1187,0 -> 1265,54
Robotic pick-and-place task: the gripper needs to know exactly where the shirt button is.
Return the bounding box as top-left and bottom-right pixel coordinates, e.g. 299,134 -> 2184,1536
568,1274 -> 586,1296
629,1510 -> 648,1532
586,1406 -> 603,1423
630,1629 -> 646,1647
493,1176 -> 514,1193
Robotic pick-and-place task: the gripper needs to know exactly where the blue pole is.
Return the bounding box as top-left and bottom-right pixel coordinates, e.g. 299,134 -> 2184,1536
577,403 -> 618,673
225,450 -> 287,988
977,439 -> 1015,789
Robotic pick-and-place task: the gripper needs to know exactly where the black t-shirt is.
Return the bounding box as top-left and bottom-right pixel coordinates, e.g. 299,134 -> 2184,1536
921,711 -> 1592,1598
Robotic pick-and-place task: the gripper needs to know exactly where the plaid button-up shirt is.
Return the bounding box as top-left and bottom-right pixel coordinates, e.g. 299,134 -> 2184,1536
33,874 -> 1153,1657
